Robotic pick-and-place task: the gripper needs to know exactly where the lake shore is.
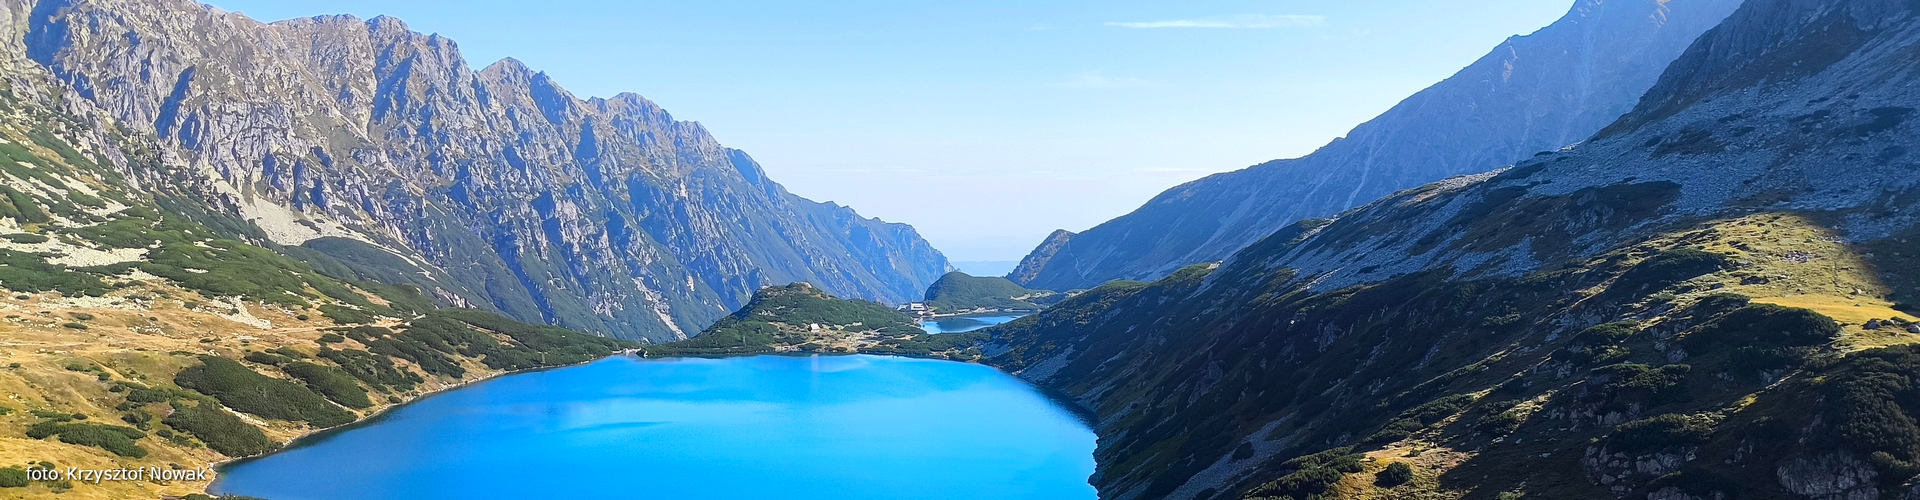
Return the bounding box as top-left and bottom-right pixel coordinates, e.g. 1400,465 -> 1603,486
212,355 -> 1100,499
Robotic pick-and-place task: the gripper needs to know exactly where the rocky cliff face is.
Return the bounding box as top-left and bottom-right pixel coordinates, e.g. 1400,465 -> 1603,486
1008,229 -> 1074,287
1010,0 -> 1744,291
988,0 -> 1920,497
0,0 -> 949,341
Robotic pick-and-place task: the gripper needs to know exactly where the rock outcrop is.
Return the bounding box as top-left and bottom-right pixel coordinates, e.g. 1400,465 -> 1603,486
1007,229 -> 1074,287
0,0 -> 950,341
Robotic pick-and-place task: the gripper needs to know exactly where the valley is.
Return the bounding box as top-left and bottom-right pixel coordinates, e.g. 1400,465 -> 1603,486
4,0 -> 1920,498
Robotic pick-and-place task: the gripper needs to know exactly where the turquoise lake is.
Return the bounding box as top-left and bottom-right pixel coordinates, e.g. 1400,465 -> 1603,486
918,314 -> 1025,334
212,355 -> 1096,500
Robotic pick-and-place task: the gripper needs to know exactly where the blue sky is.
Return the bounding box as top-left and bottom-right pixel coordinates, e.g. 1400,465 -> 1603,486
205,0 -> 1575,262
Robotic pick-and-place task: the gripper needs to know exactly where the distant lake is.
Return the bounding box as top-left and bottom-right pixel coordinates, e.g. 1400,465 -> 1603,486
212,355 -> 1096,500
919,314 -> 1026,334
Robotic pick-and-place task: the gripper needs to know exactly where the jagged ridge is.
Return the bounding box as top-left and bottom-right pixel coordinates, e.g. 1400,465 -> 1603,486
0,0 -> 950,341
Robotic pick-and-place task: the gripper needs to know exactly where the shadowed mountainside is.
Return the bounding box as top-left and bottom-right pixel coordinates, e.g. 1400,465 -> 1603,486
988,0 -> 1920,497
1009,0 -> 1743,292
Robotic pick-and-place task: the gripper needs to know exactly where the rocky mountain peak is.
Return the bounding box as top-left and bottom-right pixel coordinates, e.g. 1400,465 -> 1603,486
1007,0 -> 1744,292
1610,0 -> 1916,134
0,0 -> 951,340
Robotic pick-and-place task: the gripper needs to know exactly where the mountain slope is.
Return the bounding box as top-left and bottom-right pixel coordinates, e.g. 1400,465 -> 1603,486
986,0 -> 1920,497
1010,0 -> 1743,291
922,271 -> 1057,312
0,0 -> 949,341
0,76 -> 633,498
644,283 -> 982,359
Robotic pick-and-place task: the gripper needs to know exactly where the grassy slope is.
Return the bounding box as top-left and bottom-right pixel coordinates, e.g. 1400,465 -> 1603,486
0,89 -> 631,498
990,212 -> 1920,500
1276,214 -> 1920,500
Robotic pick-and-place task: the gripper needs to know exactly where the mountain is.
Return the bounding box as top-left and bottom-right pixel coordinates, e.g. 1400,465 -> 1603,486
644,283 -> 981,359
0,0 -> 950,342
1008,0 -> 1744,291
0,67 -> 635,496
1009,229 -> 1075,286
922,271 -> 1058,312
985,0 -> 1920,497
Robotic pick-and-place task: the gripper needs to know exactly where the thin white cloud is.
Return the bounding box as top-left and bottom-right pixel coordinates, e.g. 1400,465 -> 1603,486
1106,14 -> 1325,29
1053,72 -> 1158,89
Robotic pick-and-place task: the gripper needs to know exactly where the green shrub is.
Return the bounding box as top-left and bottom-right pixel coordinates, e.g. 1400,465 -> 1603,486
1816,345 -> 1920,479
1366,418 -> 1427,444
317,348 -> 421,391
68,312 -> 94,321
1594,363 -> 1691,394
1477,409 -> 1525,435
1366,394 -> 1477,443
173,356 -> 353,427
0,250 -> 109,297
1612,248 -> 1729,294
867,332 -> 988,358
0,466 -> 25,488
1729,346 -> 1814,374
1607,413 -> 1716,454
1,233 -> 48,244
281,362 -> 373,409
427,309 -> 630,367
61,322 -> 87,330
1685,304 -> 1841,350
1376,461 -> 1414,487
0,185 -> 49,224
162,401 -> 277,457
121,411 -> 152,430
319,304 -> 375,325
1250,447 -> 1365,498
317,333 -> 346,344
242,351 -> 289,366
1691,293 -> 1752,316
121,384 -> 172,404
1405,394 -> 1475,425
136,238 -> 326,308
27,421 -> 148,458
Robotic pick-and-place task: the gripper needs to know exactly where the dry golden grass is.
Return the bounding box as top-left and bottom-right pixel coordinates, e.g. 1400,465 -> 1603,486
0,279 -> 515,499
1617,213 -> 1918,350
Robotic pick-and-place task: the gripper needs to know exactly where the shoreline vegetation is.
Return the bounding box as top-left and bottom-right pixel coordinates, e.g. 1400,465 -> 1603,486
208,352 -> 608,479
640,283 -> 990,360
916,272 -> 1064,315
